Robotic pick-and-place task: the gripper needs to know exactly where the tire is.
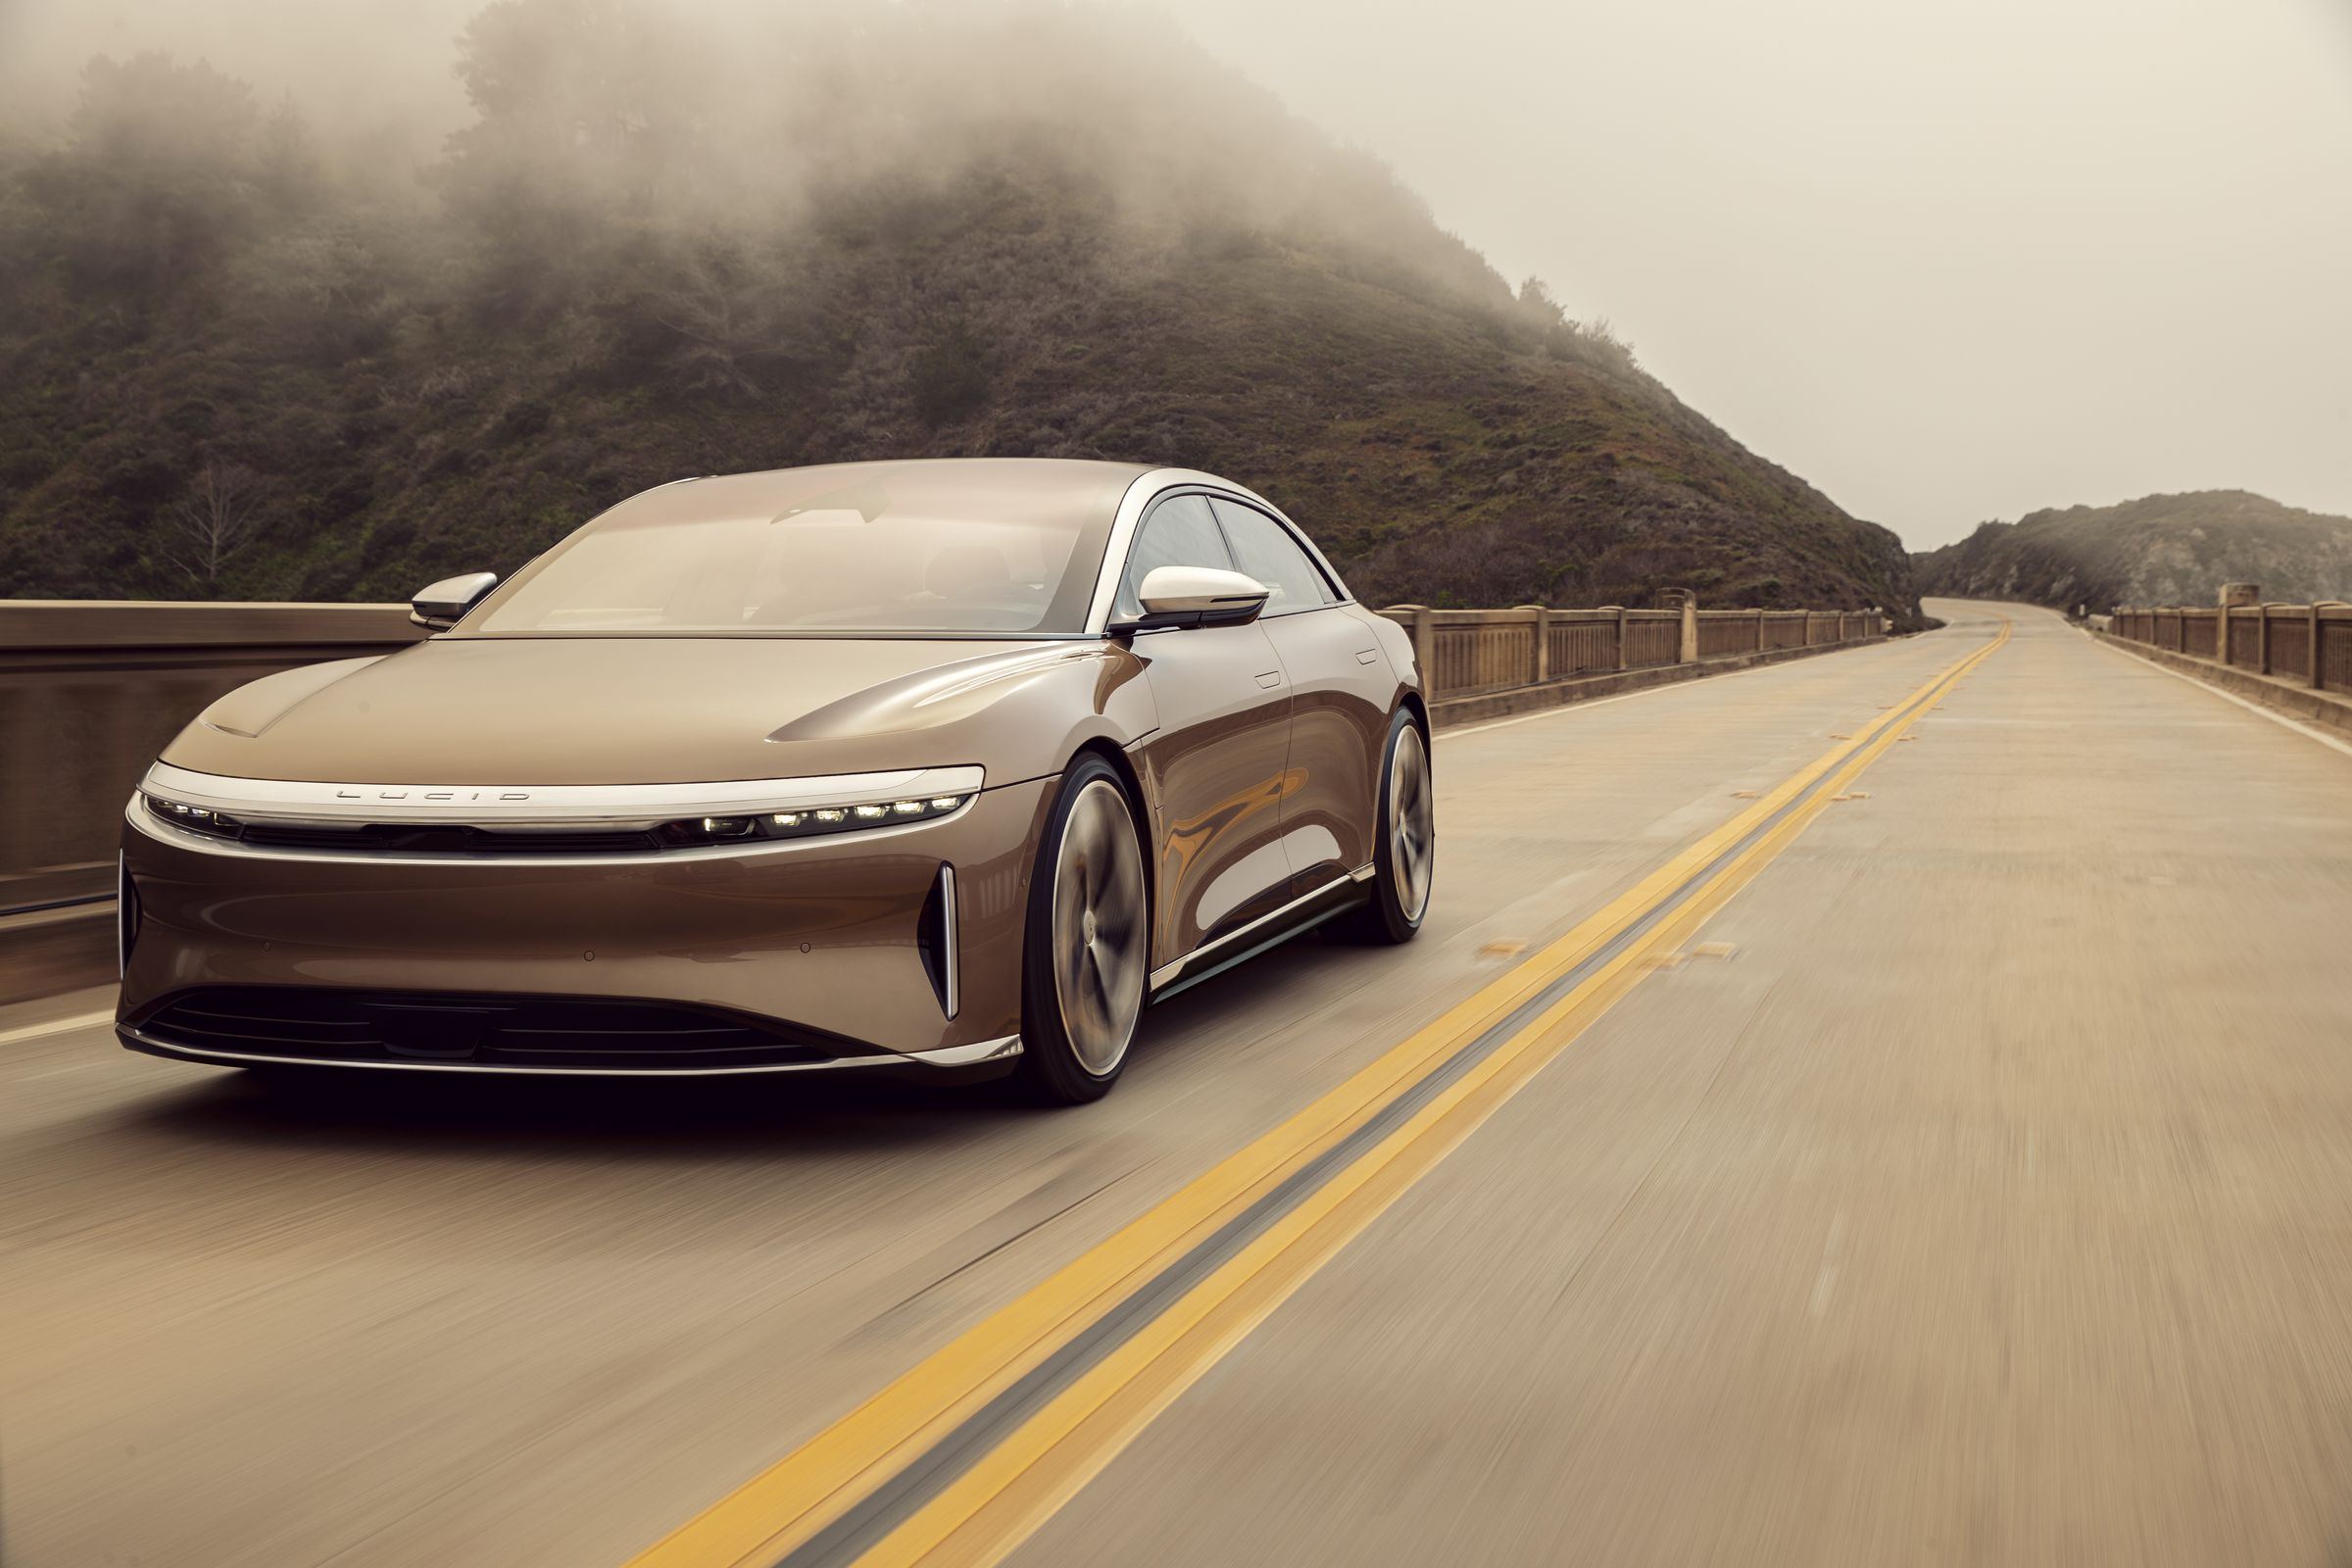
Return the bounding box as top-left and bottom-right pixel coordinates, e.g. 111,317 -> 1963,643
1337,709 -> 1434,945
1016,756 -> 1150,1104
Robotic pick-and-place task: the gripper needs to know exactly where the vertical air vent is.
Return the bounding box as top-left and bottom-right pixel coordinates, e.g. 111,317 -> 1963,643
915,863 -> 959,1020
117,853 -> 141,975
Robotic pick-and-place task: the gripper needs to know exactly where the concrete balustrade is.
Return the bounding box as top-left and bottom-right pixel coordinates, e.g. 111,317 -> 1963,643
2098,586 -> 2352,746
1,602 -> 423,891
2108,593 -> 2352,697
1376,597 -> 1887,728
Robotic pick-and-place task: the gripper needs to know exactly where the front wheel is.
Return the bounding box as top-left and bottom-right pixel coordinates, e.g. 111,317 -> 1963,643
1337,710 -> 1434,945
1016,757 -> 1150,1104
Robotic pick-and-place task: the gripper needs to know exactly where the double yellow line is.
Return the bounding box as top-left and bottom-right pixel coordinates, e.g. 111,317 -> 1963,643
626,617 -> 2010,1568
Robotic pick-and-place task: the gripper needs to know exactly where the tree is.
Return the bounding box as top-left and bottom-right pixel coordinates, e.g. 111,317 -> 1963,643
441,0 -> 706,218
255,94 -> 325,214
1518,275 -> 1567,328
26,53 -> 261,289
167,461 -> 262,585
650,244 -> 775,396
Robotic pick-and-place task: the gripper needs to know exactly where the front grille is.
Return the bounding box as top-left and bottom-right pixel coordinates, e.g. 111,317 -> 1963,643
232,822 -> 665,856
132,987 -> 857,1070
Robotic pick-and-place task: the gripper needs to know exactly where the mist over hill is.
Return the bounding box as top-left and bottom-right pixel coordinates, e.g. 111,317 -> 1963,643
0,1 -> 1920,620
1913,491 -> 2352,611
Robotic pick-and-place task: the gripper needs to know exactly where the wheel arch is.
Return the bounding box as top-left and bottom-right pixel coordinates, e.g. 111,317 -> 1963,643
1064,736 -> 1158,961
1397,691 -> 1432,772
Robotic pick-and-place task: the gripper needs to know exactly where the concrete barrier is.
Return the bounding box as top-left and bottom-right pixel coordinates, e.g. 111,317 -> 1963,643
0,603 -> 424,995
1373,597 -> 1882,710
2108,594 -> 2352,694
1377,601 -> 1886,726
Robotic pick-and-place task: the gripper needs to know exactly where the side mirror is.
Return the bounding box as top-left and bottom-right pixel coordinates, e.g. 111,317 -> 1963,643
1124,565 -> 1272,631
409,571 -> 499,631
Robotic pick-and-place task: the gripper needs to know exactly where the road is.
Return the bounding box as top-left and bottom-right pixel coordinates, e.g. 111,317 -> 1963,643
7,601 -> 2352,1566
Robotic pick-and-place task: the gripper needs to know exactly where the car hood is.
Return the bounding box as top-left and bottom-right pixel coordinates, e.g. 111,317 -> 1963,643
158,635 -> 1156,787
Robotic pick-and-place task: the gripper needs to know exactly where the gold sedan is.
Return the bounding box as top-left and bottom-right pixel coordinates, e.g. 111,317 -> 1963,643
116,459 -> 1433,1102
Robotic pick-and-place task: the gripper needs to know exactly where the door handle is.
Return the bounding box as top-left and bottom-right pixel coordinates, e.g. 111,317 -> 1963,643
1254,670 -> 1281,689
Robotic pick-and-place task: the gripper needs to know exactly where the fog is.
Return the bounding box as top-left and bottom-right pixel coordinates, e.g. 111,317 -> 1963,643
1165,0 -> 2352,548
3,0 -> 2346,550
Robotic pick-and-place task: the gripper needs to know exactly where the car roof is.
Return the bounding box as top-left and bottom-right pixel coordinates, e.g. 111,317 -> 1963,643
718,457 -> 1158,485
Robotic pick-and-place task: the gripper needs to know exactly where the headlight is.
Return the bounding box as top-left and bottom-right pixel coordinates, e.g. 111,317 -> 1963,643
143,793 -> 245,840
656,792 -> 971,847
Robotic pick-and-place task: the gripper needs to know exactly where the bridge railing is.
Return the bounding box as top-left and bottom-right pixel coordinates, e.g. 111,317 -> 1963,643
2109,602 -> 2352,694
1378,603 -> 1884,703
1,603 -> 424,918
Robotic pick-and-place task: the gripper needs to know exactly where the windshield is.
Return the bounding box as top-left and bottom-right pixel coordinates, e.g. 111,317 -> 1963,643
461,463 -> 1133,636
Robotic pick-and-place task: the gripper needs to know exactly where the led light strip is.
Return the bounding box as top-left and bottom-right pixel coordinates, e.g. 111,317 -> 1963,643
671,792 -> 975,846
137,760 -> 984,826
130,762 -> 989,863
134,788 -> 982,857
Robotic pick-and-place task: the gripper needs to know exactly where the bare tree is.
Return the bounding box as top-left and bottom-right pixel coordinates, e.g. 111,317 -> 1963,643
168,461 -> 262,584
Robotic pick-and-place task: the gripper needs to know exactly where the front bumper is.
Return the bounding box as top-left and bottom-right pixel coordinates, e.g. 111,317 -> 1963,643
116,1019 -> 1022,1079
117,775 -> 1055,1076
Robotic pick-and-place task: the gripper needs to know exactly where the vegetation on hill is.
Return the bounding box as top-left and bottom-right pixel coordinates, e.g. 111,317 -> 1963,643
1913,491 -> 2352,611
0,2 -> 1920,621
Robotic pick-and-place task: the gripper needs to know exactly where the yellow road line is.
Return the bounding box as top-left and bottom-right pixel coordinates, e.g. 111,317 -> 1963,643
859,618 -> 2008,1568
622,619 -> 2008,1568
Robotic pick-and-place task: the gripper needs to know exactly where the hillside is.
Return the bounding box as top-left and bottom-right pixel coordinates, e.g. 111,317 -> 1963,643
0,3 -> 1919,621
1914,491 -> 2352,611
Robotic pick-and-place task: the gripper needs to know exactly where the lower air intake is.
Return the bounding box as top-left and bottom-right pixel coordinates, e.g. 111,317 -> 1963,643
133,987 -> 855,1070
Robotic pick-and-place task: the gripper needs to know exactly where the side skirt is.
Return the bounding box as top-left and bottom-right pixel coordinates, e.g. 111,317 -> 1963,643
1147,865 -> 1374,1004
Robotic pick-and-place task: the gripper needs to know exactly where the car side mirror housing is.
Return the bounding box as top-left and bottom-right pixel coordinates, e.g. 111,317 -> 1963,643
410,571 -> 500,631
1121,565 -> 1272,632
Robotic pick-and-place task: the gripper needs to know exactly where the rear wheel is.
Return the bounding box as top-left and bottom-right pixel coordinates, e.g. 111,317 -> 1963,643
1016,757 -> 1149,1103
1337,710 -> 1434,945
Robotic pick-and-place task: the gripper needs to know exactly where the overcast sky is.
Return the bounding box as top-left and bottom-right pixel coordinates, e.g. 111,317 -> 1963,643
7,0 -> 2348,550
1160,0 -> 2352,547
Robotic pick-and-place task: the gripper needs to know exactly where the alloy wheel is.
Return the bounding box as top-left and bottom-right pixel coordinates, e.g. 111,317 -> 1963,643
1050,778 -> 1148,1075
1389,724 -> 1434,922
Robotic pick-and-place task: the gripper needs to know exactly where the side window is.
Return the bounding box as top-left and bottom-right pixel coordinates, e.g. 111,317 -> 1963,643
1116,494 -> 1233,618
1208,499 -> 1337,614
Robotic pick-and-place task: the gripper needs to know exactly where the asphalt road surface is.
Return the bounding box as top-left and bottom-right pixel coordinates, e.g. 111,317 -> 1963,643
8,602 -> 2352,1567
